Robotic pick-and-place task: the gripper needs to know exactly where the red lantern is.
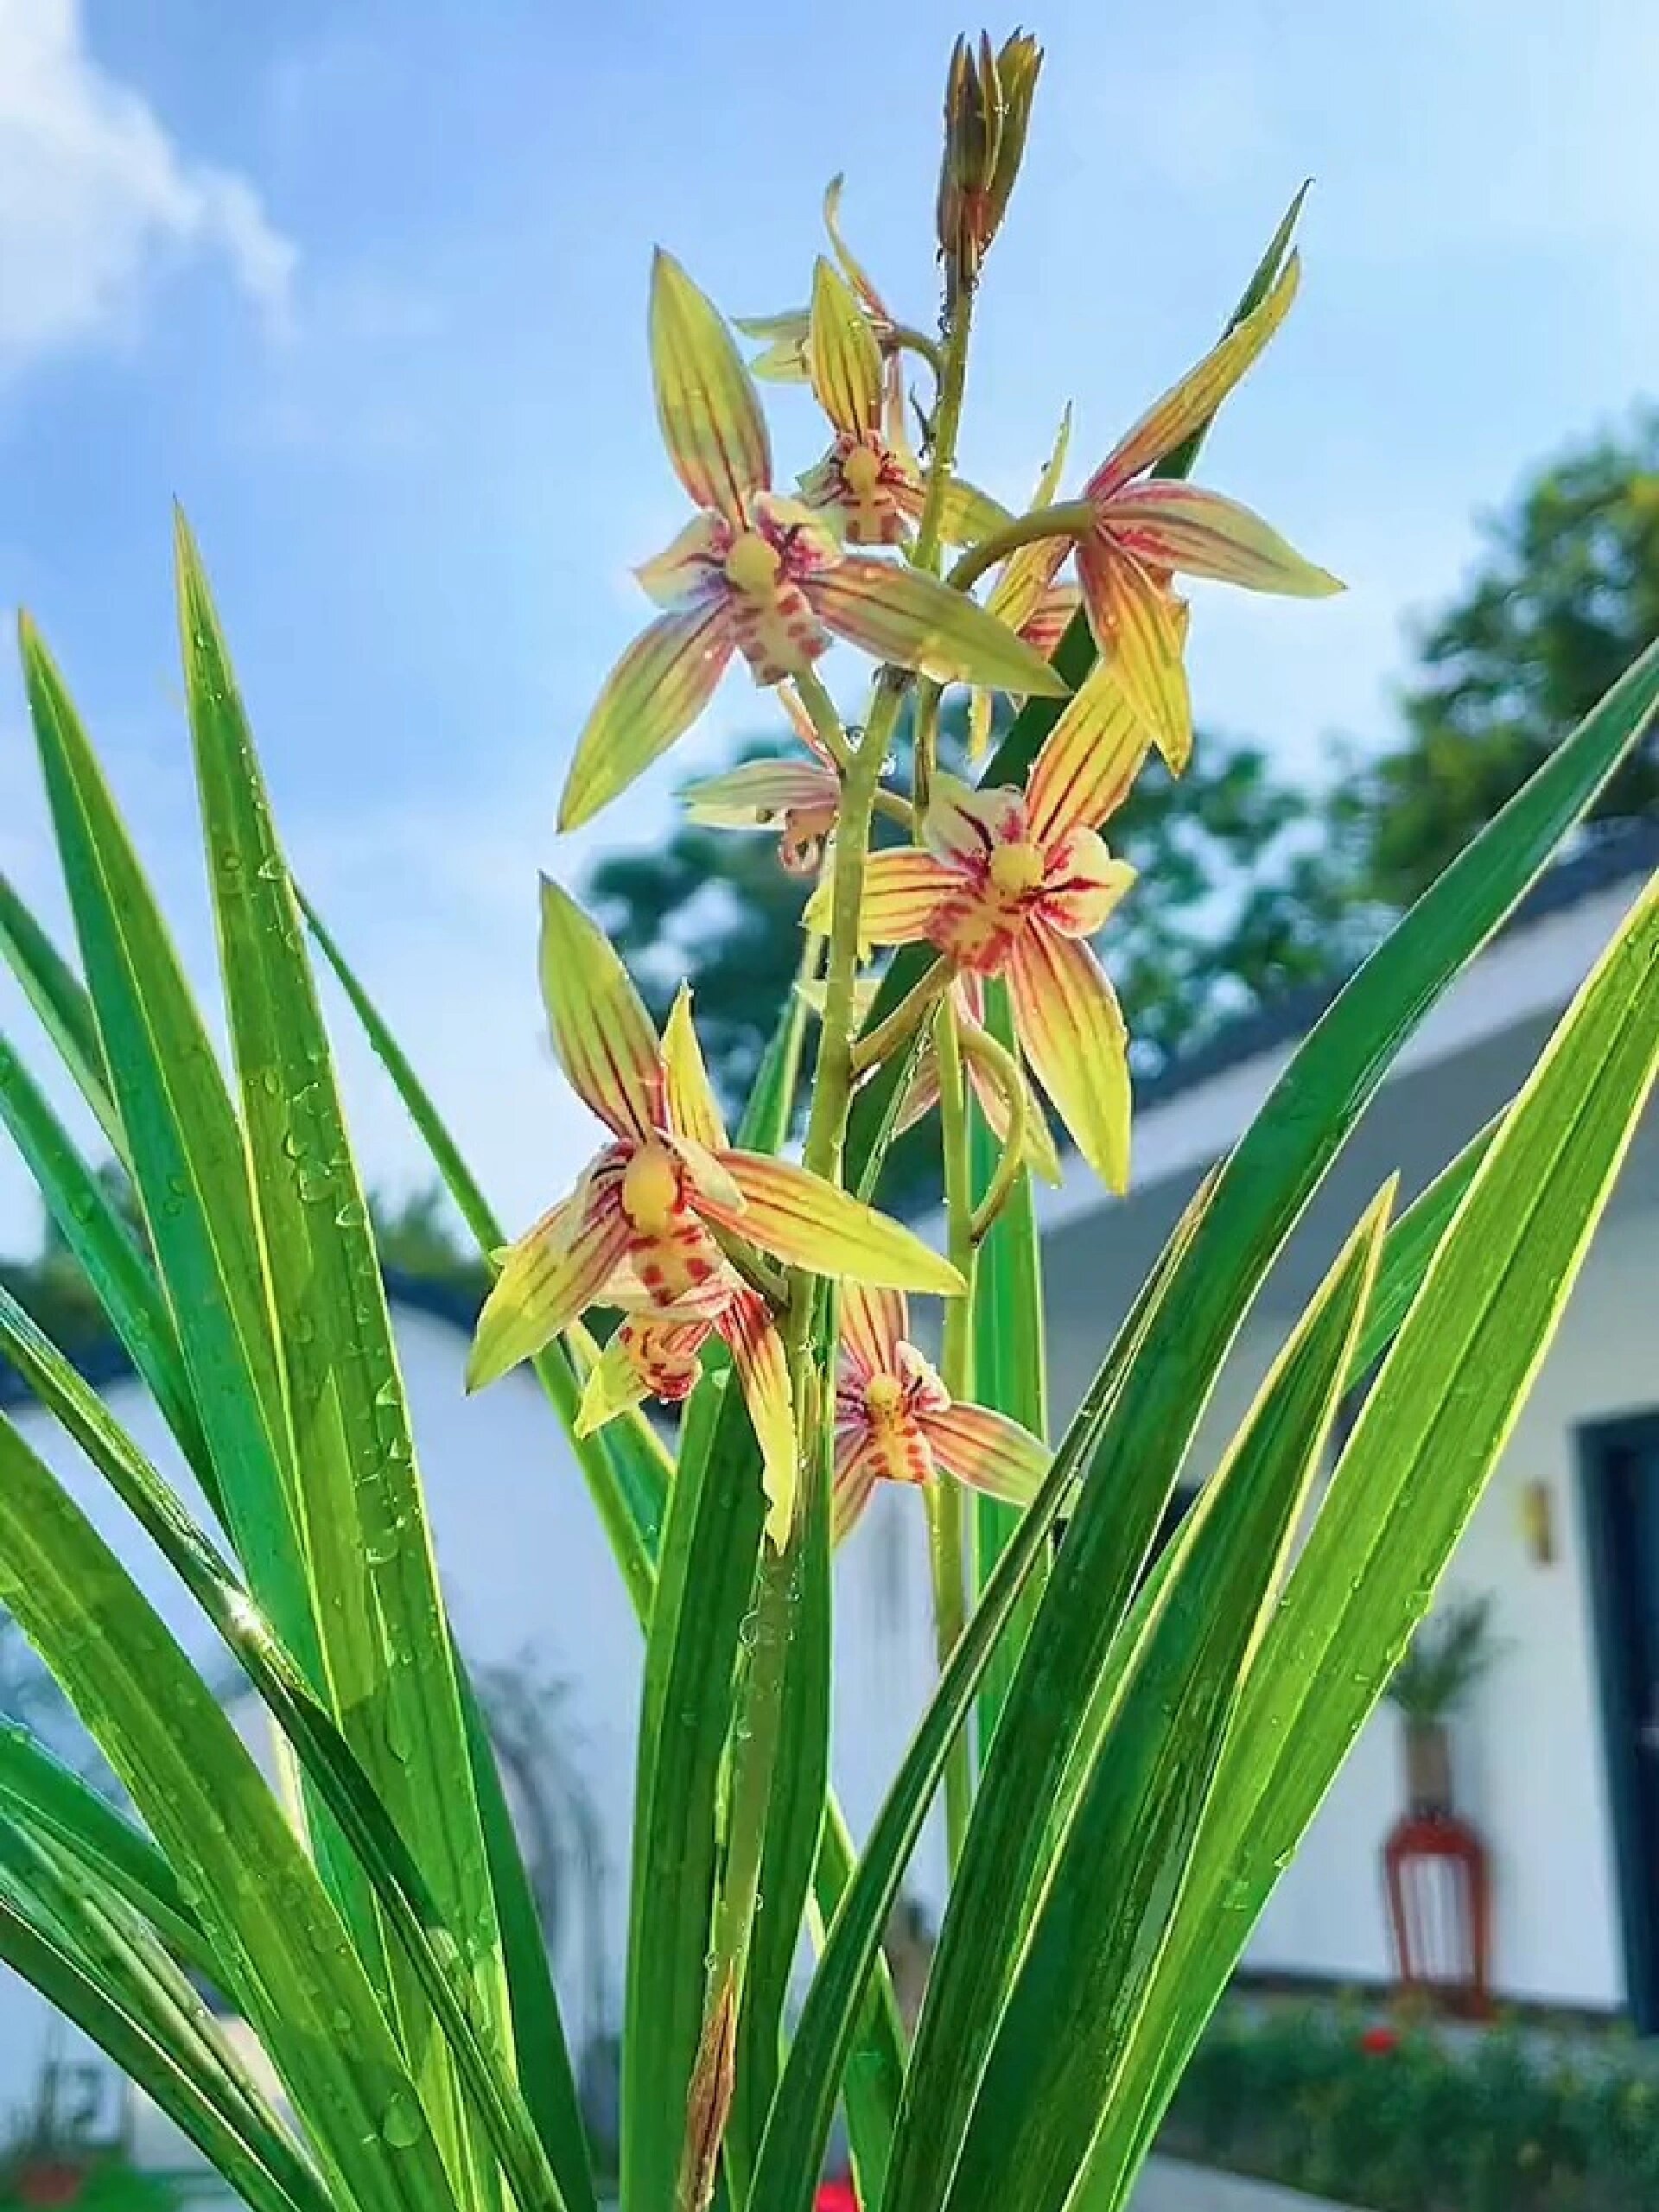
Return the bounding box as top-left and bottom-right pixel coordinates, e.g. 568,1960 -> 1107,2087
1382,1809 -> 1491,2018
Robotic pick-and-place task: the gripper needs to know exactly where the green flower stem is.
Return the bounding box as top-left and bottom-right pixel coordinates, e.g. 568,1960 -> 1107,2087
849,959 -> 951,1078
681,675 -> 902,2208
893,322 -> 947,378
912,285 -> 975,819
790,667 -> 855,775
931,994 -> 977,1870
961,1020 -> 1030,1243
946,499 -> 1094,596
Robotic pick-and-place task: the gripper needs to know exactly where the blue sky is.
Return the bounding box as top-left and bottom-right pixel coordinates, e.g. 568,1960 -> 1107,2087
4,0 -> 1659,1250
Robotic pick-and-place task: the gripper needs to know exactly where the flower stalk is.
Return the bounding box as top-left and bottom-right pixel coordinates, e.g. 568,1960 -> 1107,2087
932,989 -> 977,1866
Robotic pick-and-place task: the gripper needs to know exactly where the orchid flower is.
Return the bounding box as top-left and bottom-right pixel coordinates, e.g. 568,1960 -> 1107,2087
967,404 -> 1084,760
1058,256 -> 1342,772
833,1281 -> 1047,1543
467,880 -> 963,1540
796,258 -> 1009,550
680,687 -> 842,874
558,253 -> 1065,831
736,175 -> 896,382
808,669 -> 1148,1191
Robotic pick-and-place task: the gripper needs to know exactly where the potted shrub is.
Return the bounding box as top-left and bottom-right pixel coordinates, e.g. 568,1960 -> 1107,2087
1385,1593 -> 1501,1817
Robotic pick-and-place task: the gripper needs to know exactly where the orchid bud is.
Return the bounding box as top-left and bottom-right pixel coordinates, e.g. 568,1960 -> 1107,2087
937,29 -> 1043,298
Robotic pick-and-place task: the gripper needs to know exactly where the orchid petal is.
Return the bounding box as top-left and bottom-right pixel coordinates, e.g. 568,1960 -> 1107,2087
1039,827 -> 1137,938
575,1330 -> 654,1433
1090,257 -> 1300,499
467,1191 -> 631,1390
924,775 -> 1025,868
839,1281 -> 906,1383
706,1153 -> 964,1294
720,1292 -> 798,1547
658,987 -> 728,1160
802,849 -> 955,946
1019,581 -> 1083,658
964,1050 -> 1064,1185
635,515 -> 729,609
1030,402 -> 1074,509
938,477 -> 1015,546
832,1433 -> 881,1546
1006,925 -> 1132,1193
807,560 -> 1071,696
823,174 -> 888,325
683,758 -> 842,830
559,601 -> 734,830
537,877 -> 663,1140
1025,667 -> 1153,842
650,249 -> 772,523
1077,541 -> 1192,772
1102,480 -> 1344,598
735,311 -> 812,382
808,257 -> 883,436
924,1401 -> 1049,1504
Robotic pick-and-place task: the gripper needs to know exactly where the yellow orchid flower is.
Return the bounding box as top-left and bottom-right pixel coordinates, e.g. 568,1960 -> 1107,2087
680,689 -> 842,875
807,669 -> 1150,1192
796,259 -> 1010,550
968,404 -> 1084,761
832,1281 -> 1047,1544
735,175 -> 895,382
468,880 -> 963,1540
558,253 -> 1066,831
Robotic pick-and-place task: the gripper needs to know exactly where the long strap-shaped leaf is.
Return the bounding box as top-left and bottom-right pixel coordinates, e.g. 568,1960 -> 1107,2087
16,621 -> 319,1697
1077,868 -> 1659,2211
0,1412 -> 465,2212
881,637 -> 1659,2212
0,1030 -> 219,1516
0,1281 -> 579,2212
175,520 -> 511,2184
0,869 -> 128,1166
942,1189 -> 1390,2212
0,1823 -> 328,2212
623,1378 -> 767,2212
0,1724 -> 204,1970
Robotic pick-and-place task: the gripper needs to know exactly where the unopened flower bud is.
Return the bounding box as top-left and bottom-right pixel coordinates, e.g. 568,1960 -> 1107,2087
937,29 -> 1043,299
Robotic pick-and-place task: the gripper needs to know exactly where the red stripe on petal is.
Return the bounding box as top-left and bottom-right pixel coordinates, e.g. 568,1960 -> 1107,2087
1006,925 -> 1132,1194
537,880 -> 663,1140
560,602 -> 735,830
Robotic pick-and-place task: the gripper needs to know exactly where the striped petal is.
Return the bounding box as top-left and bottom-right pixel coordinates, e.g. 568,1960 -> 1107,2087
559,601 -> 734,830
635,515 -> 729,609
720,1292 -> 798,1547
1077,540 -> 1192,773
1039,827 -> 1136,938
1026,665 -> 1154,842
1019,581 -> 1083,658
705,1152 -> 964,1294
801,849 -> 955,946
964,1044 -> 1064,1185
650,249 -> 772,524
832,1433 -> 881,1545
1006,924 -> 1132,1194
839,1280 -> 906,1384
577,1312 -> 714,1430
537,877 -> 663,1140
939,478 -> 1015,546
467,1188 -> 630,1390
1102,480 -> 1344,598
807,561 -> 1071,696
924,776 -> 1024,868
660,986 -> 730,1154
823,174 -> 889,326
1089,257 -> 1300,499
683,757 -> 842,829
923,1401 -> 1048,1505
735,311 -> 812,383
808,257 -> 883,436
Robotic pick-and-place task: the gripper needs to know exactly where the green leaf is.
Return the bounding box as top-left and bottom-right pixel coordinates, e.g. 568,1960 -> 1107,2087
0,1821 -> 330,2212
175,521 -> 510,2120
16,617 -> 319,1688
624,1380 -> 766,2212
0,868 -> 126,1163
296,885 -> 668,1618
881,634 -> 1659,2212
0,1029 -> 219,1519
0,1282 -> 574,2212
747,1179 -> 1217,2212
0,1410 -> 464,2212
968,979 -> 1048,1752
941,1187 -> 1389,2212
1079,868 -> 1659,2212
0,1723 -> 204,1971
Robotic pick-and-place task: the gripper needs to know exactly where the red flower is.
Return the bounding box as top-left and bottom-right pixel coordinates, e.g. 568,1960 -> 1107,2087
1360,2024 -> 1400,2056
815,2180 -> 859,2212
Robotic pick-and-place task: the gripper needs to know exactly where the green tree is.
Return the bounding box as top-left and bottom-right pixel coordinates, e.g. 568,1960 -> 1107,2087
1357,413 -> 1659,905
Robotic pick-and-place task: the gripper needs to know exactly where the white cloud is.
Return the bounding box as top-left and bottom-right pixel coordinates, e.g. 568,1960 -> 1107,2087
0,0 -> 296,379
